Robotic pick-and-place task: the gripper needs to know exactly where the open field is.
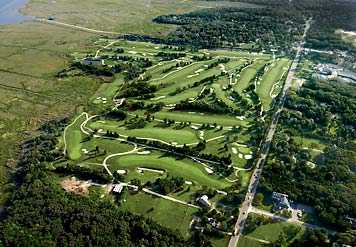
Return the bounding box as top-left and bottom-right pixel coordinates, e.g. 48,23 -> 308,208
120,192 -> 199,238
23,0 -> 260,37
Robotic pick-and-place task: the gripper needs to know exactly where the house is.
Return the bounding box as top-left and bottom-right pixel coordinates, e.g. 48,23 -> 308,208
197,195 -> 211,207
272,192 -> 291,211
81,57 -> 104,66
112,184 -> 124,194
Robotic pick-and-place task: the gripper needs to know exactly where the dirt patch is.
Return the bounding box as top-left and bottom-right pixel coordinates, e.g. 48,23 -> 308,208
60,177 -> 90,195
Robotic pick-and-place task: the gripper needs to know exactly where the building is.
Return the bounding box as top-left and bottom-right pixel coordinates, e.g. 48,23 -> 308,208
81,57 -> 104,66
272,192 -> 291,211
112,184 -> 124,194
197,195 -> 211,207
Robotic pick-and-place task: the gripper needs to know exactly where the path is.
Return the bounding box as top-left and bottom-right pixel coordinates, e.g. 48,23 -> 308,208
95,40 -> 120,58
142,188 -> 201,209
228,18 -> 312,247
36,18 -> 122,36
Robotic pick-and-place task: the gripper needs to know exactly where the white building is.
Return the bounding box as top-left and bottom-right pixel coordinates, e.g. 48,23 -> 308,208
197,195 -> 211,207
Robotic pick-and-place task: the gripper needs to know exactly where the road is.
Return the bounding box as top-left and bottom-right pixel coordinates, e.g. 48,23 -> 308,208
228,18 -> 312,247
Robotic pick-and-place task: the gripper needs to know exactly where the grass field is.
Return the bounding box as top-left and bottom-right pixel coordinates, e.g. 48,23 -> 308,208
120,192 -> 199,238
240,214 -> 305,246
23,0 -> 259,37
90,121 -> 199,144
256,58 -> 290,109
109,153 -> 230,189
235,59 -> 268,93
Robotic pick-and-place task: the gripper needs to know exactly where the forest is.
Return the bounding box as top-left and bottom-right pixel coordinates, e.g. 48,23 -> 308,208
260,78 -> 356,231
154,7 -> 305,53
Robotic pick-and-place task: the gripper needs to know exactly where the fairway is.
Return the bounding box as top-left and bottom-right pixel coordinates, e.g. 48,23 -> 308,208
90,121 -> 199,144
257,58 -> 290,109
110,153 -> 230,189
153,111 -> 248,127
64,114 -> 87,160
235,59 -> 268,93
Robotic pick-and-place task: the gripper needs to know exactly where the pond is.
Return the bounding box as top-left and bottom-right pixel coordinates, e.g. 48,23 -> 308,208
0,0 -> 32,25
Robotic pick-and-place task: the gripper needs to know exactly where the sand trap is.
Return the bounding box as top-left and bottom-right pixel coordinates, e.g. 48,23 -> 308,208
137,151 -> 151,155
185,181 -> 193,185
128,51 -> 137,54
191,125 -> 199,130
116,170 -> 127,175
238,153 -> 244,159
187,74 -> 198,78
199,131 -> 204,140
205,167 -> 214,174
306,161 -> 316,169
154,46 -> 159,49
195,69 -> 204,73
216,190 -> 227,195
137,167 -> 164,174
236,116 -> 246,120
244,154 -> 253,160
232,147 -> 237,154
81,148 -> 89,154
151,96 -> 166,101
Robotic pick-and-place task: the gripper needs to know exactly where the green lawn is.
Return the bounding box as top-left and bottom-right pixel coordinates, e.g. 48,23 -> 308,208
109,153 -> 230,189
242,217 -> 305,245
237,236 -> 264,247
152,111 -> 248,127
121,192 -> 198,238
235,59 -> 268,93
257,58 -> 290,109
90,121 -> 199,144
65,114 -> 87,160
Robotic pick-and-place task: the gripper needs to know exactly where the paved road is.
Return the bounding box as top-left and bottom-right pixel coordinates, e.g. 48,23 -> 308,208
228,18 -> 312,247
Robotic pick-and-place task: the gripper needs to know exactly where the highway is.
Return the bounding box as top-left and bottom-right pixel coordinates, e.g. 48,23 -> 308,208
228,18 -> 312,247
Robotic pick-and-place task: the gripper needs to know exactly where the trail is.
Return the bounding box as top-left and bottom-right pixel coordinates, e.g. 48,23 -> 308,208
36,18 -> 122,36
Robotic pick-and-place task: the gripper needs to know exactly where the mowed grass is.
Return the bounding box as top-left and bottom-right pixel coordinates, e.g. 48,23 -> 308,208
237,236 -> 264,247
152,111 -> 248,127
121,192 -> 198,238
65,114 -> 87,160
90,121 -> 199,144
235,59 -> 268,93
241,216 -> 305,245
110,153 -> 230,189
257,58 -> 290,109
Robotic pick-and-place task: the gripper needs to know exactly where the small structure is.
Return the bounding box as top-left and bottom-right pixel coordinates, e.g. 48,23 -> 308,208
272,192 -> 291,211
81,57 -> 104,66
112,184 -> 124,194
197,195 -> 211,207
